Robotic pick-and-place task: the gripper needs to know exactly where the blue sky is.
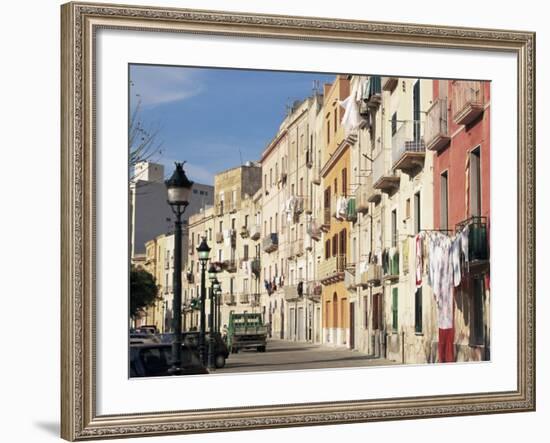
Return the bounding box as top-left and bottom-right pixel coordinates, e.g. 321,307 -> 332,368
129,65 -> 335,185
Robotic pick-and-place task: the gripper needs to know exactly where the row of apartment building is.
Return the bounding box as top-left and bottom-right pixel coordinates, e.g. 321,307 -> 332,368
138,74 -> 491,364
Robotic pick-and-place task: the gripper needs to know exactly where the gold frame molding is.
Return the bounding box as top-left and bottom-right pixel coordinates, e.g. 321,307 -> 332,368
61,2 -> 536,440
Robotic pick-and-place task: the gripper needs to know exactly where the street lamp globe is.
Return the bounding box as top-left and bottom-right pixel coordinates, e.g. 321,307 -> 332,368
212,279 -> 220,292
208,264 -> 217,282
196,236 -> 211,262
165,162 -> 193,207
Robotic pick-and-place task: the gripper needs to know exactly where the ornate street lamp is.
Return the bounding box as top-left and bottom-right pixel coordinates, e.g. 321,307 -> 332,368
207,264 -> 219,369
165,162 -> 193,375
196,236 -> 211,366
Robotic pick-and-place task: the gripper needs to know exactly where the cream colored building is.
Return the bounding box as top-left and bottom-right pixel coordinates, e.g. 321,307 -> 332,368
259,94 -> 325,343
345,75 -> 437,362
183,164 -> 263,333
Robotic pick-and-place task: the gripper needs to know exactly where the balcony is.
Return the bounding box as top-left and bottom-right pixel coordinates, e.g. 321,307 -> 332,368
307,220 -> 322,241
223,294 -> 236,305
215,231 -> 224,244
312,167 -> 321,185
250,293 -> 260,307
262,233 -> 278,253
383,251 -> 399,283
382,76 -> 399,92
250,224 -> 261,241
425,98 -> 451,152
250,258 -> 261,277
304,196 -> 313,214
186,272 -> 194,284
278,171 -> 288,185
319,254 -> 346,285
307,281 -> 322,302
392,120 -> 426,175
373,151 -> 399,195
366,76 -> 382,108
222,260 -> 237,273
333,195 -> 355,222
296,238 -> 305,256
284,283 -> 304,302
452,81 -> 486,125
456,216 -> 489,268
345,268 -> 356,290
355,177 -> 372,214
216,202 -> 224,217
239,293 -> 250,304
360,264 -> 382,287
240,226 -> 249,238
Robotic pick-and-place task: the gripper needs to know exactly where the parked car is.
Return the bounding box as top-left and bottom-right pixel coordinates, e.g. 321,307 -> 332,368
135,325 -> 158,335
181,331 -> 229,368
130,343 -> 208,377
130,333 -> 160,345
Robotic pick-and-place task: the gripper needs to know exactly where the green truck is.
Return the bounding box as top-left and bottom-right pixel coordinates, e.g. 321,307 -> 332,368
226,313 -> 267,353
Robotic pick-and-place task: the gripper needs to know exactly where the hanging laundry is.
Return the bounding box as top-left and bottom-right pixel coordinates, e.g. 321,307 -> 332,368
338,85 -> 362,136
451,236 -> 462,287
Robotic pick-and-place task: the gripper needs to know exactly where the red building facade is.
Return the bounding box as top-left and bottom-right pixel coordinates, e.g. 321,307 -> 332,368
425,79 -> 491,362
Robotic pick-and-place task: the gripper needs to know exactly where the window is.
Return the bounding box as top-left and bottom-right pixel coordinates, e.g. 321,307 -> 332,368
414,192 -> 421,234
415,287 -> 423,333
372,293 -> 381,329
405,198 -> 411,219
363,295 -> 369,328
332,235 -> 338,257
219,221 -> 223,232
275,212 -> 278,233
244,244 -> 249,261
270,168 -> 273,188
231,218 -> 236,230
342,168 -> 347,196
339,229 -> 347,255
325,239 -> 331,259
230,278 -> 234,295
334,110 -> 337,133
243,278 -> 249,294
327,118 -> 331,143
193,189 -> 198,194
391,112 -> 397,136
470,147 -> 481,217
470,277 -> 485,345
413,80 -> 421,141
218,249 -> 222,262
391,209 -> 398,247
334,178 -> 337,195
392,288 -> 399,332
244,215 -> 249,228
440,171 -> 449,230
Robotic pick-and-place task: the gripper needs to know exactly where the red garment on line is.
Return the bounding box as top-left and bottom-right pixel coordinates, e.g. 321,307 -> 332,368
438,328 -> 455,363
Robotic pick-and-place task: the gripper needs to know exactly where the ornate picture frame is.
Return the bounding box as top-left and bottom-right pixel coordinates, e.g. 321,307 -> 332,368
61,2 -> 535,440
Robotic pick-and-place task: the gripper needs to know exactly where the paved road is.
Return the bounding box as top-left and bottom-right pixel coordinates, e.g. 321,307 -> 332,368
216,339 -> 396,373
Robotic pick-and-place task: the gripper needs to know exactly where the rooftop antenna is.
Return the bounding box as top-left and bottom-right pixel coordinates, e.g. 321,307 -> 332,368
239,149 -> 243,166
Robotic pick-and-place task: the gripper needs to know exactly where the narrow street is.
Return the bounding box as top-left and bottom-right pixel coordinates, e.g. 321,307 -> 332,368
216,339 -> 396,373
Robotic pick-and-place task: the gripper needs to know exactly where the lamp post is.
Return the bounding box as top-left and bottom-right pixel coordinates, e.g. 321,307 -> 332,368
196,236 -> 211,366
165,162 -> 193,374
207,264 -> 219,369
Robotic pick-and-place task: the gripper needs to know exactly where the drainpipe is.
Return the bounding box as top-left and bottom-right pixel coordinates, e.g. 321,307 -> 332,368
402,327 -> 405,364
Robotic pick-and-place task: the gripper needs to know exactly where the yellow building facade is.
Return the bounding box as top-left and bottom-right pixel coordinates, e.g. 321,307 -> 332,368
319,76 -> 353,347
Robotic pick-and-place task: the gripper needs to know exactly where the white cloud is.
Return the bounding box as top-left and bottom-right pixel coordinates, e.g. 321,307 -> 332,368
130,66 -> 203,107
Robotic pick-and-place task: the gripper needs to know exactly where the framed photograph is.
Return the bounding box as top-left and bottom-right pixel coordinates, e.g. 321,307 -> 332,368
61,1 -> 536,440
